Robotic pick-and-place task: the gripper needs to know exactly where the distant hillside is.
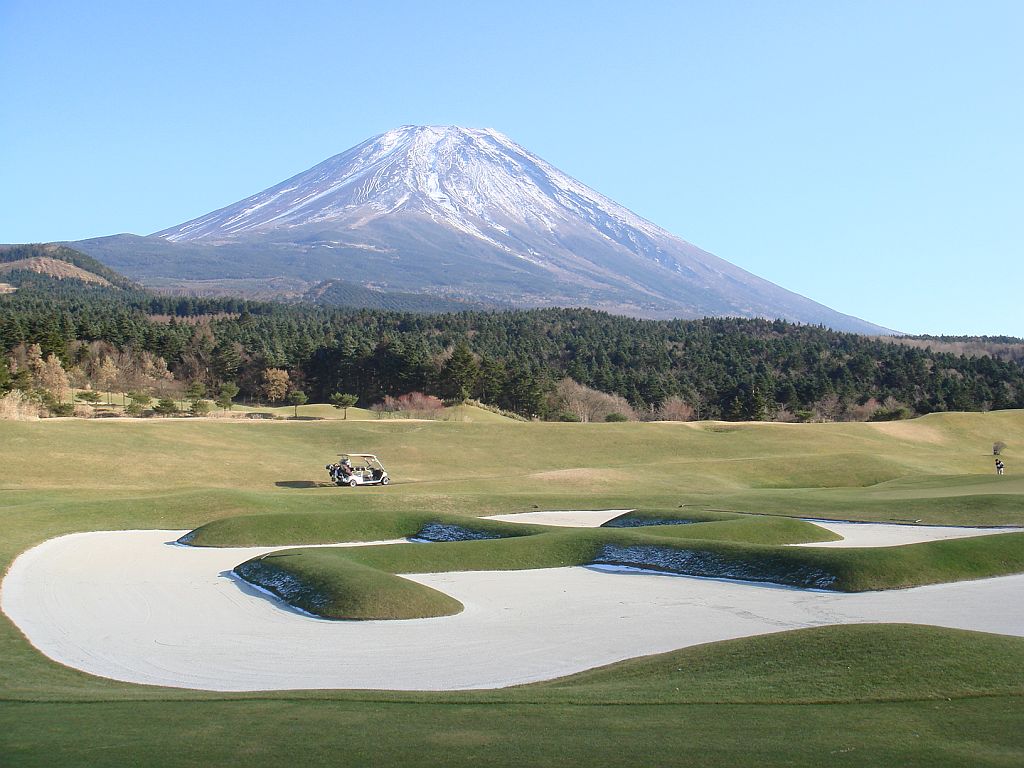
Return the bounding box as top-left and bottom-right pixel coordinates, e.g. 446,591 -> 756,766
304,279 -> 496,313
0,243 -> 138,290
881,335 -> 1024,367
0,256 -> 111,286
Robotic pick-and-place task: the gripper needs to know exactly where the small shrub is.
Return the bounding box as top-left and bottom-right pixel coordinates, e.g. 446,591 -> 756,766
870,406 -> 911,422
153,397 -> 178,416
190,399 -> 211,416
48,402 -> 75,417
75,390 -> 102,405
605,412 -> 629,422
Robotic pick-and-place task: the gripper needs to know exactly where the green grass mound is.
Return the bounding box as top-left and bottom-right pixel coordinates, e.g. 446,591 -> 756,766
524,623 -> 1024,704
590,530 -> 1024,590
603,512 -> 843,546
235,551 -> 462,620
676,474 -> 1024,526
441,403 -> 521,422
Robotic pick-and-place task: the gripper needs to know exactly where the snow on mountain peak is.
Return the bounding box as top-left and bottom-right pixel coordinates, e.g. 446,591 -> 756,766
154,125 -> 669,253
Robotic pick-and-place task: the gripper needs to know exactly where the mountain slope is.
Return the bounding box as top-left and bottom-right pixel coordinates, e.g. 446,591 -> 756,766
0,243 -> 138,290
77,126 -> 889,333
303,279 -> 497,313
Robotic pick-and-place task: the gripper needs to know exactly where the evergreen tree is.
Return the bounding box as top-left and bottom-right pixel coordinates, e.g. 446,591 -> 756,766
215,382 -> 240,411
329,392 -> 359,419
153,396 -> 178,416
442,342 -> 479,402
288,390 -> 308,418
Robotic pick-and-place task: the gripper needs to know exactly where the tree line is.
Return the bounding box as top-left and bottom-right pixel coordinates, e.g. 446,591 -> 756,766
2,278 -> 1023,421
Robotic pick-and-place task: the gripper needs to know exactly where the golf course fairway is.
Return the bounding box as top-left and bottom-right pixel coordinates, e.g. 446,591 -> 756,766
2,409 -> 1023,766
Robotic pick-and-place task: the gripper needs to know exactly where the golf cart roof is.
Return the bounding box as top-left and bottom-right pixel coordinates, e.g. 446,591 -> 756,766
339,453 -> 379,459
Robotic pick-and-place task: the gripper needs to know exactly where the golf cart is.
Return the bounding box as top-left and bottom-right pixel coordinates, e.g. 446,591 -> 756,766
326,453 -> 390,488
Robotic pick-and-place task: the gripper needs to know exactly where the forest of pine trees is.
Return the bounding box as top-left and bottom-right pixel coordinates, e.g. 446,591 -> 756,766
2,278 -> 1023,421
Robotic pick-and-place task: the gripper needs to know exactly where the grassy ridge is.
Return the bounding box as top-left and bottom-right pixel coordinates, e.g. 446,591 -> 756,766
235,528 -> 1024,619
524,623 -> 1024,704
224,510 -> 1024,619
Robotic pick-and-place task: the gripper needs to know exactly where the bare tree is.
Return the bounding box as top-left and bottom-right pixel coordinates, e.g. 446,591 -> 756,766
25,344 -> 45,388
552,378 -> 636,423
39,355 -> 70,403
656,396 -> 695,422
96,357 -> 119,404
813,393 -> 844,422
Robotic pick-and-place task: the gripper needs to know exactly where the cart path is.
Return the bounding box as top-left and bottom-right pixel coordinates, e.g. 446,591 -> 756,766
3,528 -> 1024,692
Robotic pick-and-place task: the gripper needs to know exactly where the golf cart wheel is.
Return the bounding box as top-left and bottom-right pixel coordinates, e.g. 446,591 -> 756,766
348,478 -> 358,488
381,475 -> 390,486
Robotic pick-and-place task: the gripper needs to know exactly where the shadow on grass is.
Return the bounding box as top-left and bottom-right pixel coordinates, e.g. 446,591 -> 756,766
275,480 -> 320,489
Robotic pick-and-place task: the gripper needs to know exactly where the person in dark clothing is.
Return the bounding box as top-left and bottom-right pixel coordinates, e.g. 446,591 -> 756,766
996,458 -> 1005,475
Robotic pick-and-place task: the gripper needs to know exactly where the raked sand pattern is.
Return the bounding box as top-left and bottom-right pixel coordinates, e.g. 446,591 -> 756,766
3,519 -> 1023,692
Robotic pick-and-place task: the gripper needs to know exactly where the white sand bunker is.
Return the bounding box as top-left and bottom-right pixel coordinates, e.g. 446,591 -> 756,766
3,527 -> 1024,692
792,520 -> 1019,548
484,509 -> 631,527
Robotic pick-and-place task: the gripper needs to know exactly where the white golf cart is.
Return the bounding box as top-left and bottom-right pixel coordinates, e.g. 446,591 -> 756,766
326,453 -> 390,488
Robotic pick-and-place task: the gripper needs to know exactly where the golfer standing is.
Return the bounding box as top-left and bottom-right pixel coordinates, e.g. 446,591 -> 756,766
996,458 -> 1005,475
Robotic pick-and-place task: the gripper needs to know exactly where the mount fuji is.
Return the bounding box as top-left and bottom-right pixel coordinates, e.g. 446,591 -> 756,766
73,125 -> 888,333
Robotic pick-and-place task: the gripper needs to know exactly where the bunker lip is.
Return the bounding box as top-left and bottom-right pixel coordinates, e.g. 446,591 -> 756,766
3,526 -> 1024,692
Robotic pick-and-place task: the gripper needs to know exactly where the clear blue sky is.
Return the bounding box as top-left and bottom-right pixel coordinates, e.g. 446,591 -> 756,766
2,1 -> 1020,336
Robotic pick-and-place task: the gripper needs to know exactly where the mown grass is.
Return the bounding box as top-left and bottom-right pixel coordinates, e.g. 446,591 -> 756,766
1,410 -> 1023,766
5,695 -> 1021,768
2,625 -> 1023,766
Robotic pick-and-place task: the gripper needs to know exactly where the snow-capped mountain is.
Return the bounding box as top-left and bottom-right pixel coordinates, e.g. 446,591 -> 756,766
76,126 -> 888,332
155,126 -> 689,257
